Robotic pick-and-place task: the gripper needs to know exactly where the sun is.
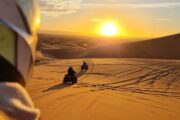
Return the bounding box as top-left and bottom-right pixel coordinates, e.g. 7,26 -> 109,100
100,22 -> 119,37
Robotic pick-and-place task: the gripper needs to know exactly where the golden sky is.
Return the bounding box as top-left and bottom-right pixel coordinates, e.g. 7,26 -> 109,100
39,0 -> 180,38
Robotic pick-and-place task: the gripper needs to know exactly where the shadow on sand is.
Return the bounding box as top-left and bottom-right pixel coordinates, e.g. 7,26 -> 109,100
42,70 -> 87,92
43,83 -> 73,92
77,70 -> 87,78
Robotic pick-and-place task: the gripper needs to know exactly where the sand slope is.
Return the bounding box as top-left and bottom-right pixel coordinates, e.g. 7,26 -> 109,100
38,33 -> 180,59
85,33 -> 180,59
27,58 -> 180,120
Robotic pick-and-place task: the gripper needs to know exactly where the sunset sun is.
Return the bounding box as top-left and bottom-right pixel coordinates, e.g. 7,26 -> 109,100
100,22 -> 119,37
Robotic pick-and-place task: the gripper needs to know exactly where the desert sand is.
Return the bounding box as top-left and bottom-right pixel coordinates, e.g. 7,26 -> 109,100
28,33 -> 180,120
27,58 -> 180,120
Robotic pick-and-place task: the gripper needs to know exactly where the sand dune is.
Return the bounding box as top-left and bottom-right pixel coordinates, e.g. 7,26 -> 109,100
37,33 -> 180,59
86,33 -> 180,59
27,58 -> 180,120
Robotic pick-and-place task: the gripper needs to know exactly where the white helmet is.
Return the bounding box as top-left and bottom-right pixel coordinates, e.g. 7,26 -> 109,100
0,0 -> 40,86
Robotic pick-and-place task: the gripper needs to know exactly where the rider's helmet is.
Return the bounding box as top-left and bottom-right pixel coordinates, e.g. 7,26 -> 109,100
0,0 -> 40,86
69,66 -> 73,70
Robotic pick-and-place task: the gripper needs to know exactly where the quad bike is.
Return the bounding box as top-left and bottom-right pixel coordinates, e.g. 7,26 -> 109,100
81,64 -> 88,71
63,73 -> 78,84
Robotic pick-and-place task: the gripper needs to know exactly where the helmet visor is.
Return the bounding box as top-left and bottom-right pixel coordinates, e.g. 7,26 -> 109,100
0,23 -> 33,86
0,24 -> 16,65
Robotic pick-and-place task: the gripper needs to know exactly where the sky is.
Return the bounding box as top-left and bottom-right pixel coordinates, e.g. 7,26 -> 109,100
38,0 -> 180,38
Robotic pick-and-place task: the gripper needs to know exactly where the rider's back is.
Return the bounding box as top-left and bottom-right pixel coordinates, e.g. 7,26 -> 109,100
68,68 -> 76,75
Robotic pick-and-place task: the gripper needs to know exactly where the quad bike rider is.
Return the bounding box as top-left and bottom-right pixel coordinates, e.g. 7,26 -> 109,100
81,61 -> 88,71
63,66 -> 77,84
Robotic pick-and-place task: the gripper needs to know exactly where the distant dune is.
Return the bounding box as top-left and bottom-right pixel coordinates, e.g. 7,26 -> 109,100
37,33 -> 180,60
37,34 -> 98,59
85,33 -> 180,59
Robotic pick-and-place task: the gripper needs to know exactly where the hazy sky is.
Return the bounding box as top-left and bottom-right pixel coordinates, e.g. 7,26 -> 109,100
39,0 -> 180,38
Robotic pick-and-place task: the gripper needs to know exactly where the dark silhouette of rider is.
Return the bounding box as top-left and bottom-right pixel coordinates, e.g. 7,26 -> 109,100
68,66 -> 76,76
81,61 -> 88,71
83,61 -> 87,66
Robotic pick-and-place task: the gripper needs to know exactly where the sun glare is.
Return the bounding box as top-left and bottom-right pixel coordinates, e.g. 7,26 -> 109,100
100,22 -> 119,37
